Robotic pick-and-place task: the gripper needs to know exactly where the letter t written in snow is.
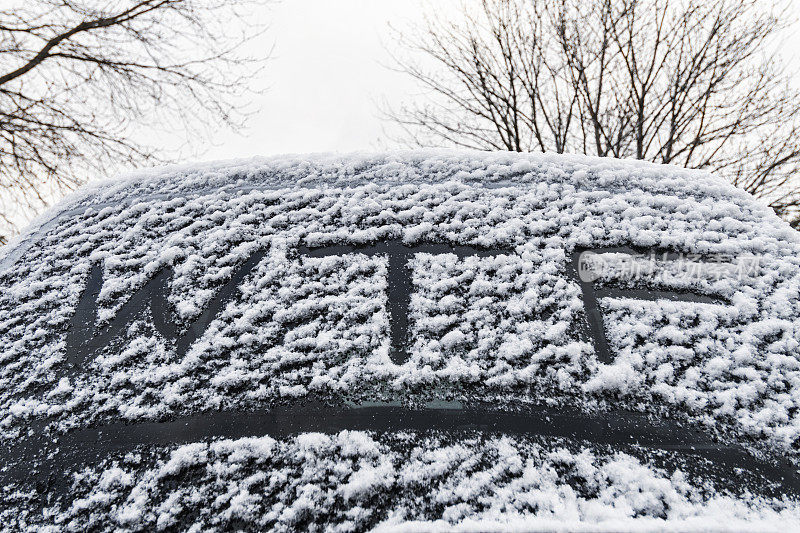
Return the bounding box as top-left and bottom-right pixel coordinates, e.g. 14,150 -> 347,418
298,240 -> 513,365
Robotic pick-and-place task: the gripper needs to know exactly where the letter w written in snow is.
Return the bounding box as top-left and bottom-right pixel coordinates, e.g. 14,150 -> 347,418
63,249 -> 268,373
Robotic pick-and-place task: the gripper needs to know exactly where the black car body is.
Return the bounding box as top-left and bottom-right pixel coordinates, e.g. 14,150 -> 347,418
1,151 -> 799,531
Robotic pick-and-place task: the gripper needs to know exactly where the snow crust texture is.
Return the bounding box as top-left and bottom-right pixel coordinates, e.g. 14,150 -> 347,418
1,151 -> 800,528
4,432 -> 800,532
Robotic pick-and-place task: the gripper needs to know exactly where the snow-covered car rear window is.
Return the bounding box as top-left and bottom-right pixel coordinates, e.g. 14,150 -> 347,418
1,151 -> 800,530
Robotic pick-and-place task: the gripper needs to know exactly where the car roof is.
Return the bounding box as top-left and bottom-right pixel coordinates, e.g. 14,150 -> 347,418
1,150 -> 800,528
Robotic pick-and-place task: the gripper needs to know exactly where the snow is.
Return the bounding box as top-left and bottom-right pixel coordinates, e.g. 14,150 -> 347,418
5,432 -> 799,531
1,150 -> 800,528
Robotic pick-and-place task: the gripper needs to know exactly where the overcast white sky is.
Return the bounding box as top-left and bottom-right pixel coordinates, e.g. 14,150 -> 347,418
197,0 -> 433,161
191,0 -> 800,163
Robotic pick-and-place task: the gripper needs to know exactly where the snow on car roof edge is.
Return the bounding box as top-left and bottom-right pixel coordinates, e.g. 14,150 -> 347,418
3,150 -> 797,272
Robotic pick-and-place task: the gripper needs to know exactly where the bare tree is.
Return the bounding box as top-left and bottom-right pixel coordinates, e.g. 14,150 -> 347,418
0,0 -> 269,242
390,0 -> 800,227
